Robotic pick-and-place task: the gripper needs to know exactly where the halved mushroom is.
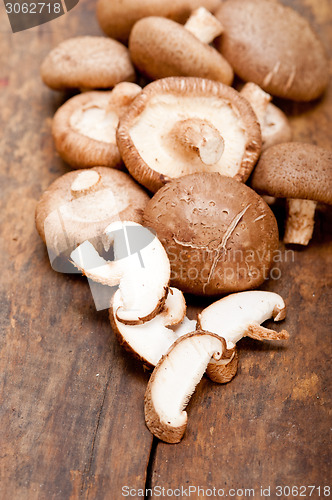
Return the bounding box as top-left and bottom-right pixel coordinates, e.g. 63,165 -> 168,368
215,0 -> 329,101
96,0 -> 221,44
52,83 -> 142,169
251,143 -> 332,245
144,331 -> 233,443
144,173 -> 279,295
41,37 -> 135,91
110,287 -> 197,367
71,221 -> 171,324
198,291 -> 289,383
129,8 -> 233,85
240,83 -> 292,151
117,77 -> 261,192
35,168 -> 150,264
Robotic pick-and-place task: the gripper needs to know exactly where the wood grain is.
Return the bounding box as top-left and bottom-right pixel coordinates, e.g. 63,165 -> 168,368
0,0 -> 331,499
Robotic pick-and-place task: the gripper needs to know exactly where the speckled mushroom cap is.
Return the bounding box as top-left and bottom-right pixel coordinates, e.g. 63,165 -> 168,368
96,0 -> 221,44
52,84 -> 142,169
41,37 -> 135,91
117,77 -> 261,193
129,16 -> 233,85
143,173 -> 278,295
215,0 -> 329,101
35,167 -> 150,258
251,143 -> 332,203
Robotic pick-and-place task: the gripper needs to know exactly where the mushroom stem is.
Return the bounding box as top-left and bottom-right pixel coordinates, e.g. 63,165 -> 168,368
240,82 -> 272,124
170,118 -> 224,165
70,170 -> 101,198
184,7 -> 224,44
106,82 -> 141,114
284,199 -> 317,245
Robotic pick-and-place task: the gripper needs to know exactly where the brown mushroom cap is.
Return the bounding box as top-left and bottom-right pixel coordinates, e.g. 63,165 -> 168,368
96,0 -> 221,44
251,143 -> 332,203
143,173 -> 279,295
129,16 -> 233,85
41,37 -> 135,91
35,167 -> 150,258
117,77 -> 261,193
215,0 -> 329,101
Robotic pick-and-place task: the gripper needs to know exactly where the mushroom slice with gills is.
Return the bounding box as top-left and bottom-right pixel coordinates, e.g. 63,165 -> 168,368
129,9 -> 233,86
117,77 -> 262,193
96,0 -> 221,44
251,143 -> 332,245
144,331 -> 232,443
110,287 -> 197,368
240,83 -> 292,151
35,167 -> 150,265
41,36 -> 135,91
52,83 -> 142,169
197,291 -> 289,383
71,221 -> 171,325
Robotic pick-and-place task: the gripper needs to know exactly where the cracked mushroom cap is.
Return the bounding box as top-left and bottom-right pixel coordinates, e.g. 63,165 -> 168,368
117,77 -> 261,192
215,0 -> 329,101
52,83 -> 142,169
35,167 -> 150,260
129,15 -> 233,85
41,37 -> 135,91
251,143 -> 332,203
96,0 -> 221,44
143,173 -> 279,295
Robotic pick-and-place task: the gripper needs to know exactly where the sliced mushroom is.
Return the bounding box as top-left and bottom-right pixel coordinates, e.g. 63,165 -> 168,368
198,291 -> 289,383
215,0 -> 328,101
96,0 -> 221,44
251,143 -> 332,245
110,287 -> 197,367
52,83 -> 142,169
35,168 -> 149,263
117,77 -> 261,192
144,173 -> 279,295
240,83 -> 292,151
129,9 -> 233,85
144,331 -> 232,443
71,221 -> 171,324
41,37 -> 135,91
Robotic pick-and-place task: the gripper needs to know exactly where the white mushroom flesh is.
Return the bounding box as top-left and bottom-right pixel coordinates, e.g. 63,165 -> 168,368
129,94 -> 247,178
240,82 -> 291,150
284,199 -> 317,246
71,170 -> 101,197
70,106 -> 118,143
112,288 -> 195,366
71,221 -> 170,323
198,291 -> 286,344
184,7 -> 224,44
71,240 -> 127,286
151,334 -> 224,427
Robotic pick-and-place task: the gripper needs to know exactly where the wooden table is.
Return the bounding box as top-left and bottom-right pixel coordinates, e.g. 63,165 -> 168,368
0,1 -> 331,498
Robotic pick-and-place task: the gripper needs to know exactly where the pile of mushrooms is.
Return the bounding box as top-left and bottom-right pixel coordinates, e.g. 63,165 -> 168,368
35,0 -> 331,443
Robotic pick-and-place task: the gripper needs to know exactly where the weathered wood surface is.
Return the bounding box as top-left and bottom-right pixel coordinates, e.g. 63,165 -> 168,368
0,0 -> 331,499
